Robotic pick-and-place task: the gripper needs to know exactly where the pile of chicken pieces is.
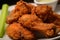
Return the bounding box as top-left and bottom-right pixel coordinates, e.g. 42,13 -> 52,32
6,0 -> 60,40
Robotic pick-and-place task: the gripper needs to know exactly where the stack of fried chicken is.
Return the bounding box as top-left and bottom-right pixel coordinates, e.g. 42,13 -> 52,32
6,0 -> 60,40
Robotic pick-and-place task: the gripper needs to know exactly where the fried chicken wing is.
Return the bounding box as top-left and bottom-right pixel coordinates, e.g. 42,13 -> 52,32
6,23 -> 21,40
32,23 -> 56,37
7,0 -> 35,24
16,0 -> 35,14
44,12 -> 60,28
26,3 -> 35,13
6,23 -> 34,40
6,1 -> 28,24
18,13 -> 57,37
16,1 -> 29,14
31,5 -> 60,24
6,10 -> 20,24
23,22 -> 56,37
35,5 -> 53,21
43,12 -> 60,23
18,14 -> 43,27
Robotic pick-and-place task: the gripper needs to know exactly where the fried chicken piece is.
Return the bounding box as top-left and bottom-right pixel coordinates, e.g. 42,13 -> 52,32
23,22 -> 56,37
18,14 -> 43,27
35,5 -> 53,21
45,12 -> 60,25
44,12 -> 60,34
43,12 -> 57,23
6,10 -> 20,24
7,0 -> 35,24
26,3 -> 35,13
6,23 -> 21,40
30,23 -> 56,37
6,23 -> 34,40
16,1 -> 29,15
31,5 -> 59,24
18,14 -> 56,37
21,19 -> 57,37
16,0 -> 35,15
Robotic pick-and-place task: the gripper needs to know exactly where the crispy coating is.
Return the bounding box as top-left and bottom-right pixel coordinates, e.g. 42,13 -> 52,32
16,1 -> 29,14
31,5 -> 60,24
7,1 -> 35,24
35,5 -> 52,21
26,3 -> 35,13
6,23 -> 21,40
18,14 -> 56,37
34,23 -> 56,37
43,12 -> 56,23
45,12 -> 60,25
6,1 -> 28,24
18,14 -> 43,27
6,23 -> 34,40
6,10 -> 20,24
23,22 -> 56,37
16,0 -> 35,14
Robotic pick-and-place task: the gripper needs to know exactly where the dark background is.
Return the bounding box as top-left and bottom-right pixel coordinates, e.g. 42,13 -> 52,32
0,0 -> 60,9
0,0 -> 34,9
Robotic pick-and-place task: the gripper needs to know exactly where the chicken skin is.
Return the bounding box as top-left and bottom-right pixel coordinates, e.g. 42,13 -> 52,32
35,5 -> 53,21
6,10 -> 20,24
18,14 -> 57,37
7,0 -> 35,24
6,23 -> 21,40
16,0 -> 35,15
35,5 -> 60,24
22,22 -> 56,37
6,23 -> 34,40
31,5 -> 58,23
16,1 -> 29,15
6,1 -> 28,24
18,14 -> 43,27
18,14 -> 56,37
44,12 -> 60,33
33,23 -> 56,37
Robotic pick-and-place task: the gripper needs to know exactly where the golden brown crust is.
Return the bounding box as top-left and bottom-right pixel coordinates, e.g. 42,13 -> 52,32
6,23 -> 34,40
18,14 -> 43,27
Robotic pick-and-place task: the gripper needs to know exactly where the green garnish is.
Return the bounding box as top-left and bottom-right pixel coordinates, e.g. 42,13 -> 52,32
0,4 -> 8,38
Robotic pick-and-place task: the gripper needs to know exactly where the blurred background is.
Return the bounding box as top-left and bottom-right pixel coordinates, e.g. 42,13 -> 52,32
0,0 -> 60,9
0,0 -> 34,9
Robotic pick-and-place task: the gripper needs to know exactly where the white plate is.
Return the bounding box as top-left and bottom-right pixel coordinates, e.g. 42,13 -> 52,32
0,3 -> 60,40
